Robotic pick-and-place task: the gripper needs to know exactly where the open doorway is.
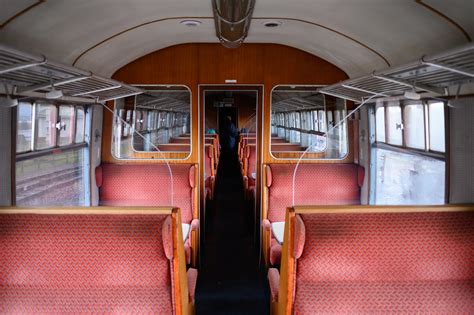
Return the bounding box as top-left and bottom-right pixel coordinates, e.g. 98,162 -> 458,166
198,86 -> 266,314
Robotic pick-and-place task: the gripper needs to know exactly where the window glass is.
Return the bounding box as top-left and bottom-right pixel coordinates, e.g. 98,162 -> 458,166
403,103 -> 425,150
35,104 -> 57,150
429,102 -> 445,152
17,102 -> 33,153
58,105 -> 75,147
374,147 -> 445,205
385,102 -> 403,146
271,86 -> 347,159
113,85 -> 191,159
16,147 -> 85,206
75,107 -> 86,143
375,104 -> 386,142
318,110 -> 326,132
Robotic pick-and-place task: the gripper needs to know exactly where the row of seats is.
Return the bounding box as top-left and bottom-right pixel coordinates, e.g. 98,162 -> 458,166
96,163 -> 200,266
262,163 -> 364,265
268,205 -> 474,314
0,207 -> 197,314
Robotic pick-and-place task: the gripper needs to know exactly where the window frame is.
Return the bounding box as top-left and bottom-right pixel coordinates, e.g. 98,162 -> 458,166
16,102 -> 89,162
373,100 -> 446,160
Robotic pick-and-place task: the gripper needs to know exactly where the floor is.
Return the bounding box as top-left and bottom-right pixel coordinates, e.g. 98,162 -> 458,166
195,150 -> 269,315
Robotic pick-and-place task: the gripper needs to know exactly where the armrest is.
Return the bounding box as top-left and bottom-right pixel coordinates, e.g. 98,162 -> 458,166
189,219 -> 199,267
262,219 -> 272,266
268,268 -> 280,302
187,268 -> 198,304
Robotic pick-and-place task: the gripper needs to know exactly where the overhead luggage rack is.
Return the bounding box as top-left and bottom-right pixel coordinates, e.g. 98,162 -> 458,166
0,44 -> 142,103
319,43 -> 474,103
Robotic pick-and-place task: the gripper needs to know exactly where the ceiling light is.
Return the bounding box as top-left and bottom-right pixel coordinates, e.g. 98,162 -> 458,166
180,20 -> 202,27
263,21 -> 282,28
212,0 -> 256,48
0,96 -> 19,107
403,90 -> 421,100
46,87 -> 63,99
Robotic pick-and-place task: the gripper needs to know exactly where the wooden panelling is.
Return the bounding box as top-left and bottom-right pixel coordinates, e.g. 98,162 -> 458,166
110,43 -> 349,164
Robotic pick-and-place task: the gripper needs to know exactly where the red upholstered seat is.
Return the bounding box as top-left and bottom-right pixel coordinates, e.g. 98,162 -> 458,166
205,144 -> 215,200
294,211 -> 474,314
263,163 -> 364,265
242,144 -> 257,199
0,214 -> 173,314
96,163 -> 198,265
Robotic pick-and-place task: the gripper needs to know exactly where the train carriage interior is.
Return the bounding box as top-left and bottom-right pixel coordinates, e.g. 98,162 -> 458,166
0,1 -> 473,314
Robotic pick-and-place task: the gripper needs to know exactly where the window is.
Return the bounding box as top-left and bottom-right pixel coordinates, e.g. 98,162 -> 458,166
403,103 -> 425,150
75,107 -> 86,143
372,100 -> 446,205
16,102 -> 89,207
385,102 -> 403,146
58,105 -> 75,147
429,102 -> 445,152
270,85 -> 348,159
375,103 -> 385,142
112,85 -> 192,159
35,104 -> 57,150
16,102 -> 33,153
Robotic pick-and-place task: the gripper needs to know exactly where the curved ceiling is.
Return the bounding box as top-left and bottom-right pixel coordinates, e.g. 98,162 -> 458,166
0,0 -> 472,79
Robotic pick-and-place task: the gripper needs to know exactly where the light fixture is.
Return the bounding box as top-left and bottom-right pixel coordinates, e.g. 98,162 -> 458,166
0,96 -> 18,108
180,20 -> 202,27
45,77 -> 63,99
263,20 -> 282,28
212,0 -> 256,48
403,90 -> 421,100
1,83 -> 18,107
46,87 -> 63,99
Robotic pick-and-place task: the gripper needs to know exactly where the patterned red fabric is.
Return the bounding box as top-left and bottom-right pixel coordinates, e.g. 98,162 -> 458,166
95,166 -> 103,188
294,214 -> 305,259
270,239 -> 282,266
295,211 -> 474,314
162,216 -> 173,259
267,164 -> 363,222
187,268 -> 198,303
268,268 -> 280,302
0,214 -> 172,314
170,138 -> 190,144
98,163 -> 194,223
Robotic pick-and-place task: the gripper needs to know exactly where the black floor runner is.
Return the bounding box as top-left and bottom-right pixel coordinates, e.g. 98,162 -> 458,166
195,151 -> 269,314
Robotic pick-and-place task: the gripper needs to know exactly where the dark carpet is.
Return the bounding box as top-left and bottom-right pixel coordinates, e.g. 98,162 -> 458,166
195,150 -> 269,315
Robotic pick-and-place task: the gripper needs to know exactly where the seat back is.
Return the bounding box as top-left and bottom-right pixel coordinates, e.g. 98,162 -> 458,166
157,144 -> 190,152
293,208 -> 474,314
0,209 -> 180,314
243,144 -> 257,181
96,163 -> 197,223
264,163 -> 364,222
170,137 -> 190,144
205,144 -> 215,178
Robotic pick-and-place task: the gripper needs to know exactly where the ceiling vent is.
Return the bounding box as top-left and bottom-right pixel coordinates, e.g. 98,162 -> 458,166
212,0 -> 256,48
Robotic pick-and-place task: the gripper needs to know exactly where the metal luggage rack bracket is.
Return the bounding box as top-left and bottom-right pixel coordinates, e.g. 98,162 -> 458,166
319,43 -> 474,103
0,44 -> 143,104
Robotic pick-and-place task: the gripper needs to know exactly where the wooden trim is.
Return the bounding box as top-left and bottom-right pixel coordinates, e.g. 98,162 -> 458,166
292,204 -> 474,214
172,208 -> 192,315
0,0 -> 45,30
0,206 -> 174,215
276,207 -> 296,315
415,0 -> 471,42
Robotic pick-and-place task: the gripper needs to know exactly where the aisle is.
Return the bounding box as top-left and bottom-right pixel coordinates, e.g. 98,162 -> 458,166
195,151 -> 269,314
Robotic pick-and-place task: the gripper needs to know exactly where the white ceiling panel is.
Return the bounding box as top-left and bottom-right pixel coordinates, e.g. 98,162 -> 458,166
0,0 -> 472,78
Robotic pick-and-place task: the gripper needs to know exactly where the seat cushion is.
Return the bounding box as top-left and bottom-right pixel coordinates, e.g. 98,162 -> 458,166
295,280 -> 474,314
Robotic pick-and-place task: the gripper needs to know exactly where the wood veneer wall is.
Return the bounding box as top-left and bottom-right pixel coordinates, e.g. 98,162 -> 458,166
108,43 -> 350,164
